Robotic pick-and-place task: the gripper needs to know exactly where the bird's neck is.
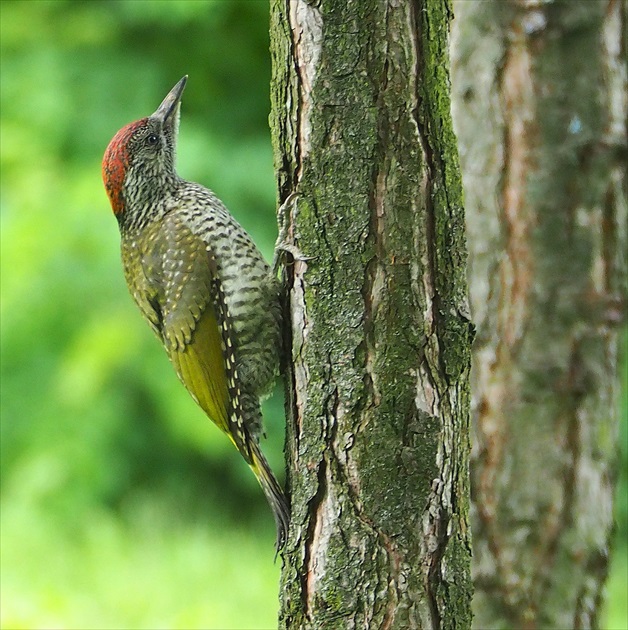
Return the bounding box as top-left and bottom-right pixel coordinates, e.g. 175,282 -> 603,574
117,171 -> 180,233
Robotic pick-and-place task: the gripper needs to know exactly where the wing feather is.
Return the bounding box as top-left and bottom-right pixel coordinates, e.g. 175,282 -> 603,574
129,211 -> 289,548
149,214 -> 231,436
169,302 -> 230,433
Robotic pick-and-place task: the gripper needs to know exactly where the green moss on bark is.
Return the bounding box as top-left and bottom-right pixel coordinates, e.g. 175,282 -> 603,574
271,1 -> 473,627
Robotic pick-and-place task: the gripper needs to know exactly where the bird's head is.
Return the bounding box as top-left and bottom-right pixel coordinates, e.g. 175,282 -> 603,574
102,75 -> 187,222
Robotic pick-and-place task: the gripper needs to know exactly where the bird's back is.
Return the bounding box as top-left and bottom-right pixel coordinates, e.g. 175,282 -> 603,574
121,179 -> 282,438
176,182 -> 281,397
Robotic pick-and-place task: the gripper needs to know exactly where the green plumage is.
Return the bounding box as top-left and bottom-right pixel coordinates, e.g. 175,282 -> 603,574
123,215 -> 231,430
103,76 -> 289,549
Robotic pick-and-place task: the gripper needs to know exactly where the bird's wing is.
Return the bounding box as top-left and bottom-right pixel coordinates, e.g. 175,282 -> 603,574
151,213 -> 251,458
137,213 -> 289,548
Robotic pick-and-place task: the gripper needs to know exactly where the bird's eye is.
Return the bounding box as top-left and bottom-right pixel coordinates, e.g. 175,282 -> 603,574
146,133 -> 159,146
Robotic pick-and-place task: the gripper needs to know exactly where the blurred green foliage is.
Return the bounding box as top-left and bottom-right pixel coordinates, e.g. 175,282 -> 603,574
1,1 -> 282,627
0,1 -> 626,629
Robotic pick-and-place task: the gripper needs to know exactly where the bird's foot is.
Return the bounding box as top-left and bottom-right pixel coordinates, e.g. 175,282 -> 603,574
272,193 -> 313,275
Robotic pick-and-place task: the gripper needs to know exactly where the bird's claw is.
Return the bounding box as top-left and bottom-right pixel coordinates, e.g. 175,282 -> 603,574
272,193 -> 312,275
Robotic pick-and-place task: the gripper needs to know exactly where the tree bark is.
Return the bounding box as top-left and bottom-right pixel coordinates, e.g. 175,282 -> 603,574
450,1 -> 627,628
270,1 -> 474,628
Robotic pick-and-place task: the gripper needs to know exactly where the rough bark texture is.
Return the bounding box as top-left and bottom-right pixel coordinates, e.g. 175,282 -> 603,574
269,1 -> 473,628
450,1 -> 627,628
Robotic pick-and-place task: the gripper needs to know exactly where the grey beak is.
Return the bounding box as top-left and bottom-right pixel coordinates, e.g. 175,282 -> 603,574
152,75 -> 188,122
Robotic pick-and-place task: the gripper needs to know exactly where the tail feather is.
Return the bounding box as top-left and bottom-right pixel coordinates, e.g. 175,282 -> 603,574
249,440 -> 290,552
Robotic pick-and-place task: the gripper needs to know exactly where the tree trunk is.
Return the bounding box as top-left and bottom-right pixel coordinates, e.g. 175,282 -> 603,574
450,1 -> 627,628
269,1 -> 474,628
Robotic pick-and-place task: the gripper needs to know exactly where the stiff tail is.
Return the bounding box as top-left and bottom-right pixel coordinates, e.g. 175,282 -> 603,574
249,440 -> 290,552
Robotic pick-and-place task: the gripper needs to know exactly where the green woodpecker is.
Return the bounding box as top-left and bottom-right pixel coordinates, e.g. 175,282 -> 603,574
101,76 -> 289,549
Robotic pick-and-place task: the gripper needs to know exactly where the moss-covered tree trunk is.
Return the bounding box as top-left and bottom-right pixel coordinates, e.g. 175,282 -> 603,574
450,1 -> 627,627
269,1 -> 474,628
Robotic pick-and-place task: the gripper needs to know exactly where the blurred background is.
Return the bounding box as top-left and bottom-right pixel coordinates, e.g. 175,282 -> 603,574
1,1 -> 283,628
0,1 -> 625,629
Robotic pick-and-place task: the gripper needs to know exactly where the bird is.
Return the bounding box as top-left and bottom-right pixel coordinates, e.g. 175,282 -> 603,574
101,75 -> 289,550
